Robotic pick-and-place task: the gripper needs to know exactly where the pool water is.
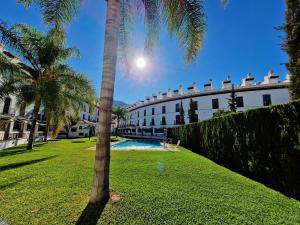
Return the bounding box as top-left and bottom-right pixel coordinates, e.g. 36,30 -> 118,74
112,139 -> 164,150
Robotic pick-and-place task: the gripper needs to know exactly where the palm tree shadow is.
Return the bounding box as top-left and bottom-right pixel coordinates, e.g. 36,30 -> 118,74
0,175 -> 35,190
76,202 -> 106,225
0,156 -> 57,172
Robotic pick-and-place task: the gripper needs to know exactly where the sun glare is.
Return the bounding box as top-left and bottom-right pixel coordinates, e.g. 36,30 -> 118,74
135,57 -> 146,69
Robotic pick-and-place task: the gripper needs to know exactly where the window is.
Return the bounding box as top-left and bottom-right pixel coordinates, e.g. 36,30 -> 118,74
88,115 -> 91,121
194,101 -> 198,110
175,103 -> 180,112
161,116 -> 166,125
236,96 -> 244,107
152,108 -> 155,115
212,99 -> 219,109
175,115 -> 181,124
162,106 -> 166,114
144,110 -> 146,116
71,127 -> 77,132
137,120 -> 139,126
151,118 -> 155,126
3,97 -> 11,114
263,94 -> 272,106
82,114 -> 86,120
143,119 -> 146,126
79,126 -> 82,130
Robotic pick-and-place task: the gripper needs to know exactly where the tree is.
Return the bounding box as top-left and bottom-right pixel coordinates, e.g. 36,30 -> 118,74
179,101 -> 185,125
43,70 -> 95,141
18,0 -> 226,205
0,22 -> 84,149
112,106 -> 128,136
227,84 -> 237,112
188,99 -> 197,123
283,0 -> 300,100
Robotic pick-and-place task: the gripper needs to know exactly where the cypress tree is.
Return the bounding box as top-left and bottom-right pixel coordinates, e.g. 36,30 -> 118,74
227,84 -> 237,112
188,99 -> 197,123
283,0 -> 300,100
179,100 -> 185,124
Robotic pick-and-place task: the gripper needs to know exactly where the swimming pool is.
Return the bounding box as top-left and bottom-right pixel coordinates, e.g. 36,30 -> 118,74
112,139 -> 164,150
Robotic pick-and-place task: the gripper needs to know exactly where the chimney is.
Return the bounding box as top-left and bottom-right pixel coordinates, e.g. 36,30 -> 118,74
241,73 -> 254,87
222,75 -> 232,89
178,85 -> 184,95
262,70 -> 279,84
167,88 -> 173,97
157,92 -> 163,99
283,74 -> 291,83
188,82 -> 197,93
204,79 -> 213,91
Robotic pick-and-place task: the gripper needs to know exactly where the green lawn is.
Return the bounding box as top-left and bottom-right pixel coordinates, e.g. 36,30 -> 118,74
0,138 -> 299,225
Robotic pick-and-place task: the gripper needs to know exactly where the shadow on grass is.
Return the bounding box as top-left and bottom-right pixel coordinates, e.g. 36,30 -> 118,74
0,155 -> 57,172
72,141 -> 86,143
76,202 -> 106,225
33,142 -> 48,148
0,149 -> 35,158
0,175 -> 34,190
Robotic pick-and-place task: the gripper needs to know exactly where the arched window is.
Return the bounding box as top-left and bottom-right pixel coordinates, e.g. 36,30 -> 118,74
3,97 -> 11,114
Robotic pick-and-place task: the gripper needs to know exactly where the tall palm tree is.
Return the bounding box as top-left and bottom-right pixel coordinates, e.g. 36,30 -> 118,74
0,22 -> 81,149
18,0 -> 227,205
112,106 -> 128,136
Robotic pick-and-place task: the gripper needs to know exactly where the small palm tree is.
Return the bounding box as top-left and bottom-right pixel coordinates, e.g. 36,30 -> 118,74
0,22 -> 84,149
112,106 -> 128,136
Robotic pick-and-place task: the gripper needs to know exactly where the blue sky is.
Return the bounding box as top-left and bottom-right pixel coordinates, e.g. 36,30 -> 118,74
1,0 -> 287,104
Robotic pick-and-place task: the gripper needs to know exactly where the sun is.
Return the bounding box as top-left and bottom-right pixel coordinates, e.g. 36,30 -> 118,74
135,57 -> 146,69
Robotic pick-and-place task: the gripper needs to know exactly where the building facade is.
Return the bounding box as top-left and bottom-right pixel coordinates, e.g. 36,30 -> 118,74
119,72 -> 291,137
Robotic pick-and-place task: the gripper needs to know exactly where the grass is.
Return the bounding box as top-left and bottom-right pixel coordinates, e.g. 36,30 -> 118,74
0,138 -> 299,225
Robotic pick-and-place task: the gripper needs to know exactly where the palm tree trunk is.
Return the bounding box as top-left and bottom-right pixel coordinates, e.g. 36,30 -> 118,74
90,0 -> 121,204
27,94 -> 41,150
44,120 -> 49,142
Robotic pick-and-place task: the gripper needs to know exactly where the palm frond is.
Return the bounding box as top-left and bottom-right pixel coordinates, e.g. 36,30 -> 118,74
18,0 -> 81,28
162,0 -> 206,63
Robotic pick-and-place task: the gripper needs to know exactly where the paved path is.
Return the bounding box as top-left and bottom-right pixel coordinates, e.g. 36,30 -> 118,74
0,219 -> 9,225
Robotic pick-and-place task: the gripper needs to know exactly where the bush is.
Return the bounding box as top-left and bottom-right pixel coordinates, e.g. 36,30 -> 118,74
168,101 -> 300,199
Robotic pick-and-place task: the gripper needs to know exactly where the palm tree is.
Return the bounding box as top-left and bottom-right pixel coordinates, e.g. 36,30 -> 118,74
0,22 -> 81,149
112,106 -> 128,136
17,0 -> 227,205
42,69 -> 95,141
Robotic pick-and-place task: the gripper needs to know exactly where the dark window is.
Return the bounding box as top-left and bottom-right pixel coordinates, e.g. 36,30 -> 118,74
89,107 -> 91,113
3,97 -> 11,114
151,118 -> 155,126
175,103 -> 180,112
236,96 -> 244,107
194,101 -> 198,110
137,120 -> 139,126
79,133 -> 84,136
152,108 -> 155,115
144,110 -> 146,116
175,115 -> 181,124
161,116 -> 166,125
212,99 -> 219,109
79,126 -> 82,130
143,119 -> 146,126
162,106 -> 166,114
88,115 -> 91,121
82,114 -> 86,120
263,94 -> 272,106
71,127 -> 77,132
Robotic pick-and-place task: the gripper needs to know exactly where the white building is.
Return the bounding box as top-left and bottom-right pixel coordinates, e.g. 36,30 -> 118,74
119,72 -> 291,138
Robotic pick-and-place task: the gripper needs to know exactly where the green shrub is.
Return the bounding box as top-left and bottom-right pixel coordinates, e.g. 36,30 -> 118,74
168,101 -> 300,199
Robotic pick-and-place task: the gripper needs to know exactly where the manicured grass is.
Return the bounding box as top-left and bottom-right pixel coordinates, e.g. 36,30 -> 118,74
0,138 -> 299,225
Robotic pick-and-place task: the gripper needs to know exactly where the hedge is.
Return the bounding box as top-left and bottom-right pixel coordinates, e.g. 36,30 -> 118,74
168,101 -> 300,200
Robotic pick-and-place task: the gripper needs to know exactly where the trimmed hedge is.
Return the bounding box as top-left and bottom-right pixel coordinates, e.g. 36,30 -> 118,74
168,101 -> 300,199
